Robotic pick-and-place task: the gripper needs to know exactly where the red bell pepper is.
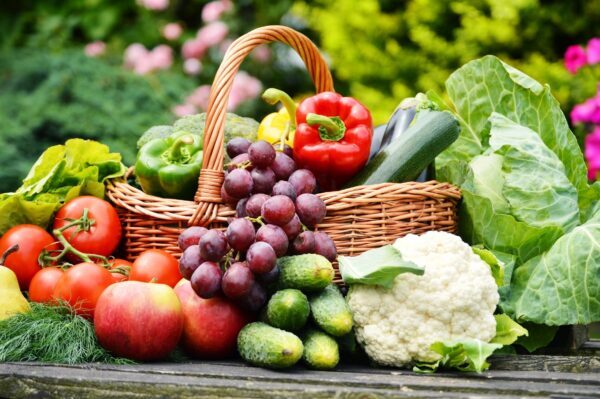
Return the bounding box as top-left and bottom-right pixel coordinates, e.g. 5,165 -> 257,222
293,92 -> 373,191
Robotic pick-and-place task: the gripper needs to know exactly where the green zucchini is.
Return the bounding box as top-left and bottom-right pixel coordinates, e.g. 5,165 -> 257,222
345,110 -> 460,187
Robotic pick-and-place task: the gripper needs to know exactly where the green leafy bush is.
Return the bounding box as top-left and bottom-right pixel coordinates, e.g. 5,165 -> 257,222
0,49 -> 193,192
294,0 -> 600,124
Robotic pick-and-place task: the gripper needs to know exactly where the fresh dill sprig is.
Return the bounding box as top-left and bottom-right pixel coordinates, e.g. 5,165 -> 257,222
0,302 -> 134,364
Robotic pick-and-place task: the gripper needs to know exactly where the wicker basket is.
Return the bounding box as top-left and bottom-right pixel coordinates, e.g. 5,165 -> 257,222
106,25 -> 461,283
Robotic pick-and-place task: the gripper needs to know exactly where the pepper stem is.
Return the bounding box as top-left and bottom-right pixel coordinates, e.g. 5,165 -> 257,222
168,135 -> 194,162
262,88 -> 297,131
306,113 -> 346,142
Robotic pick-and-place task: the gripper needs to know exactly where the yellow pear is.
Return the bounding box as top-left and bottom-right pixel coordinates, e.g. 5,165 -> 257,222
0,245 -> 30,321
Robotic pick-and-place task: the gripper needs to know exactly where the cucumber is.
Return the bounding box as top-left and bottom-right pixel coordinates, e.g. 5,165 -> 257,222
302,329 -> 339,370
277,254 -> 334,293
237,322 -> 303,369
346,110 -> 460,187
266,289 -> 310,332
310,285 -> 353,337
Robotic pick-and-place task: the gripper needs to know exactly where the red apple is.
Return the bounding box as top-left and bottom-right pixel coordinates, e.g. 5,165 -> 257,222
94,281 -> 184,361
174,279 -> 250,358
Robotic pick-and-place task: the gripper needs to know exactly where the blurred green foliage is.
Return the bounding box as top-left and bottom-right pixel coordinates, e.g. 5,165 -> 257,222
0,49 -> 194,192
294,0 -> 600,124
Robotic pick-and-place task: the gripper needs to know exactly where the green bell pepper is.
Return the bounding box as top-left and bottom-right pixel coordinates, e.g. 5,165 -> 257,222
135,131 -> 203,200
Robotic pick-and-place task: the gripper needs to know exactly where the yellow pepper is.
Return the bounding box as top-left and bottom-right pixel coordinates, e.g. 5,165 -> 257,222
257,89 -> 297,149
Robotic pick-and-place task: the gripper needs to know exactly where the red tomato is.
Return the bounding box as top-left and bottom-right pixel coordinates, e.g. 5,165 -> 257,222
53,262 -> 114,318
0,224 -> 57,290
53,196 -> 122,260
109,258 -> 132,283
29,267 -> 65,303
130,249 -> 182,287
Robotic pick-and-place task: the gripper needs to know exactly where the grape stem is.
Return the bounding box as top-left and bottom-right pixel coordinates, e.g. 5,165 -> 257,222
246,216 -> 265,226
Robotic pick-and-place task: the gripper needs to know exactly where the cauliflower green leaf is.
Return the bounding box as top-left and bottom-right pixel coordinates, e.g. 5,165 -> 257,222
339,245 -> 423,288
491,314 -> 528,345
413,339 -> 502,373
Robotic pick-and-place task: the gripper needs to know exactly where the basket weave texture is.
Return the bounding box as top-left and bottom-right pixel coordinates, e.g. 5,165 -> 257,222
106,25 -> 461,283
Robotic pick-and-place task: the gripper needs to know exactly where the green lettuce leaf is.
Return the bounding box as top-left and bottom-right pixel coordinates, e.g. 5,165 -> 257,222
0,139 -> 125,235
501,210 -> 600,325
440,56 -> 597,216
491,314 -> 528,345
339,245 -> 424,288
413,339 -> 502,373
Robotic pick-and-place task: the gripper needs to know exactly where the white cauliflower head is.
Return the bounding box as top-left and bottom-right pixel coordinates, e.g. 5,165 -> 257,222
346,231 -> 499,367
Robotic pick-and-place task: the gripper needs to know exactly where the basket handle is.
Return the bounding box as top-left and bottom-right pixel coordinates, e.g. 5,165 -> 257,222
189,25 -> 334,226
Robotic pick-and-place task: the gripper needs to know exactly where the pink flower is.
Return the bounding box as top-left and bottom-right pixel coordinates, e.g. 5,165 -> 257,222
186,85 -> 212,110
182,38 -> 208,59
149,45 -> 173,71
219,39 -> 233,56
585,126 -> 600,180
137,0 -> 169,11
84,41 -> 106,57
183,59 -> 202,75
172,103 -> 197,117
571,88 -> 600,125
124,43 -> 148,68
564,45 -> 587,74
197,21 -> 229,48
227,71 -> 262,110
124,44 -> 172,74
587,38 -> 600,65
202,0 -> 232,23
251,45 -> 271,63
162,23 -> 183,41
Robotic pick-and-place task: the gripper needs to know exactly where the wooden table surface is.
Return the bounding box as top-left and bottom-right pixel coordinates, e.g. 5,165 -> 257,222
1,355 -> 599,398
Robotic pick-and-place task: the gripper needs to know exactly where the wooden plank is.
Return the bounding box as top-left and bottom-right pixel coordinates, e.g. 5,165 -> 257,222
1,359 -> 599,399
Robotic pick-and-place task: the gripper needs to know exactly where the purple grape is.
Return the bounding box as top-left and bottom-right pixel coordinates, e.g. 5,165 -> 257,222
236,198 -> 248,217
256,224 -> 288,257
237,282 -> 267,312
226,138 -> 252,159
221,184 -> 237,206
199,229 -> 229,261
292,231 -> 316,254
224,168 -> 253,199
246,242 -> 277,274
261,195 -> 295,226
288,169 -> 316,195
226,218 -> 255,252
295,193 -> 327,227
227,153 -> 253,172
256,264 -> 280,285
248,140 -> 276,168
222,262 -> 254,299
251,167 -> 276,194
178,226 -> 209,251
314,231 -> 337,261
282,214 -> 302,240
281,144 -> 293,158
272,180 -> 296,201
271,152 -> 296,180
191,261 -> 222,298
179,245 -> 204,280
245,193 -> 270,218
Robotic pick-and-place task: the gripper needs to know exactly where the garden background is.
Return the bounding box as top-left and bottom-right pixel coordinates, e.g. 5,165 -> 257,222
1,0 -> 599,194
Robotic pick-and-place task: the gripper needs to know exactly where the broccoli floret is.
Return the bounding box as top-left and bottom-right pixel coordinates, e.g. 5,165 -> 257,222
137,125 -> 174,149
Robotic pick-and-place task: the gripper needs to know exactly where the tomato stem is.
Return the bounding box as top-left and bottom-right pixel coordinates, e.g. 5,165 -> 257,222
39,207 -> 110,268
0,244 -> 19,265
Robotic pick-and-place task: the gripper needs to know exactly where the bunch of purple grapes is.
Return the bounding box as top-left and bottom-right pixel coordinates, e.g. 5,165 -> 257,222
177,138 -> 337,312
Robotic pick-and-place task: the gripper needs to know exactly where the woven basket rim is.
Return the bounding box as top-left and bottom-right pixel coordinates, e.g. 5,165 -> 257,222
106,167 -> 461,223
